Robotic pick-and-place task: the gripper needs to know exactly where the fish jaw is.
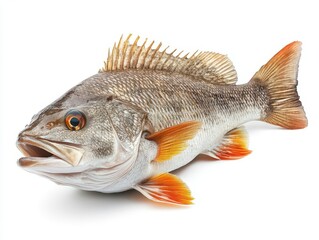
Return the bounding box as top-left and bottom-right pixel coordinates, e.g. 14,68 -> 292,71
17,135 -> 85,173
16,134 -> 150,192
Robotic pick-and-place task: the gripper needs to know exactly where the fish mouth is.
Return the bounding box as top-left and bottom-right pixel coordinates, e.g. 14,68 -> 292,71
17,135 -> 85,173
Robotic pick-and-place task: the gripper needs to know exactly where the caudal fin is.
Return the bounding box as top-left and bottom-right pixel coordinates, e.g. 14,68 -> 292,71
250,41 -> 307,129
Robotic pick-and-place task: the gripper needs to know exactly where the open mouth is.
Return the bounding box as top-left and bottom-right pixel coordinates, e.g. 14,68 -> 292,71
17,135 -> 84,170
18,140 -> 56,159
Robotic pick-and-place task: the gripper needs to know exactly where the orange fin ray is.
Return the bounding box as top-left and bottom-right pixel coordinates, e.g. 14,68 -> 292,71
146,121 -> 202,163
134,173 -> 193,205
202,127 -> 251,160
251,41 -> 307,129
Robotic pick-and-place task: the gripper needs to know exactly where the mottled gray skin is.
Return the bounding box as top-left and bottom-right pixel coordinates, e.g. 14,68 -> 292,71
79,70 -> 269,130
18,69 -> 269,192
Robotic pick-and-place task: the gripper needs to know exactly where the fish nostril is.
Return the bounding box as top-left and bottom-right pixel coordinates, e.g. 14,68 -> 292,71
46,122 -> 55,130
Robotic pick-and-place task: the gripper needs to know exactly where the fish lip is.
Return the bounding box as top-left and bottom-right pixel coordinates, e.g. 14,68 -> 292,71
17,135 -> 84,168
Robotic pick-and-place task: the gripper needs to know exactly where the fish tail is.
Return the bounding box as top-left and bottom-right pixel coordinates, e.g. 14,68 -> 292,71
250,41 -> 307,129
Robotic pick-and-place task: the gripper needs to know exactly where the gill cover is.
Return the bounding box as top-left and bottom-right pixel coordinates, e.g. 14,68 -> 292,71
86,98 -> 152,190
106,98 -> 153,153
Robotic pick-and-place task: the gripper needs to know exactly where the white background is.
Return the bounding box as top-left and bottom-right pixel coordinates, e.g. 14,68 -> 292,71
1,0 -> 318,239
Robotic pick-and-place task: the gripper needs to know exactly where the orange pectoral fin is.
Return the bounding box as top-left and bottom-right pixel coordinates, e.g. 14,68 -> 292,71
134,173 -> 193,205
146,121 -> 202,163
202,127 -> 252,160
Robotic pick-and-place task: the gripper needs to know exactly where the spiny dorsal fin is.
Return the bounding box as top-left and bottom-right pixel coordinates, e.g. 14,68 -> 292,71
99,35 -> 238,85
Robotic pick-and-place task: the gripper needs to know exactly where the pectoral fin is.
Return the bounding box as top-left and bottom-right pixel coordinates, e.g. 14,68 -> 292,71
202,127 -> 252,160
146,121 -> 201,163
134,173 -> 193,205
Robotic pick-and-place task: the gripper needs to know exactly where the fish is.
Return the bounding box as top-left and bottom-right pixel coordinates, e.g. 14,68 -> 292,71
17,35 -> 307,205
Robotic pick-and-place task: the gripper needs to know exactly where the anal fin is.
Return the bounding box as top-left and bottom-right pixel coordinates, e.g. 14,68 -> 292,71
202,127 -> 252,160
134,173 -> 193,205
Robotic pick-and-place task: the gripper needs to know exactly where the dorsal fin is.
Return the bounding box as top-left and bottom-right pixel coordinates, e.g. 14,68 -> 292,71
99,34 -> 238,85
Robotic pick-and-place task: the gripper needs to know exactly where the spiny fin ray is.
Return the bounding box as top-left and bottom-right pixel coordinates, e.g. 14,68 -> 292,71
99,35 -> 238,85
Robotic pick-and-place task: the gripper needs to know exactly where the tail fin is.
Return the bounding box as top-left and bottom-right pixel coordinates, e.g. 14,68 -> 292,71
250,41 -> 307,129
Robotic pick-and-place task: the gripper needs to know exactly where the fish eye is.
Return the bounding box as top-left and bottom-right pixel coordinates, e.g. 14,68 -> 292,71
65,110 -> 86,131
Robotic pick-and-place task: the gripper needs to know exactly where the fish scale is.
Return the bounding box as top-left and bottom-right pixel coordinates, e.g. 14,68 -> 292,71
79,70 -> 265,131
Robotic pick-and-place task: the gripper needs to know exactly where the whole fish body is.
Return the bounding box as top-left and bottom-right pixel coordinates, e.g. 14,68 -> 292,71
17,35 -> 307,205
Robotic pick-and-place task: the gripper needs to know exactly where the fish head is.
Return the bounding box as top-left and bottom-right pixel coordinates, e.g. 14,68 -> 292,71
17,87 -> 153,190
